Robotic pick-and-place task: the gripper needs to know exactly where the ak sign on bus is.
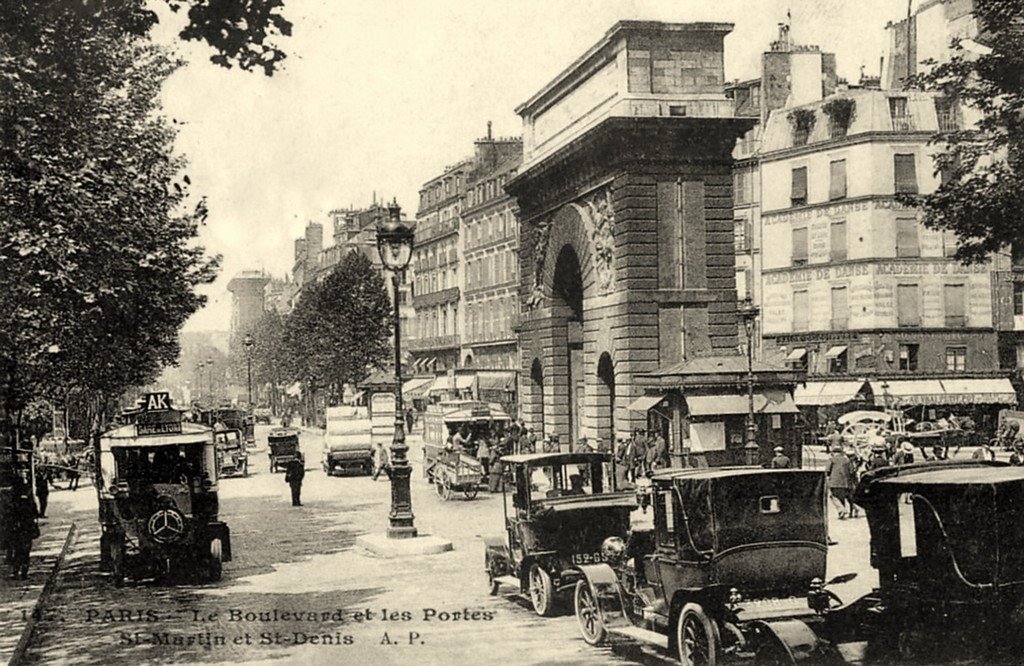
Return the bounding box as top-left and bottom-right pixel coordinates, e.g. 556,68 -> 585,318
136,392 -> 183,436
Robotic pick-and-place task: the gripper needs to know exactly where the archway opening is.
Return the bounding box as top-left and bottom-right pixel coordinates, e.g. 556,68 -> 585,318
552,245 -> 585,445
597,352 -> 615,446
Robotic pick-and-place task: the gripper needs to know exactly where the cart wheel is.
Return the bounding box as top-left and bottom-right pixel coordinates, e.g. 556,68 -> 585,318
677,602 -> 720,666
574,580 -> 607,645
528,564 -> 555,617
110,538 -> 125,588
208,538 -> 223,582
463,486 -> 479,500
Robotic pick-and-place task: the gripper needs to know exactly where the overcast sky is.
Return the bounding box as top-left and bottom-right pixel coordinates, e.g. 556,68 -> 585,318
160,0 -> 916,332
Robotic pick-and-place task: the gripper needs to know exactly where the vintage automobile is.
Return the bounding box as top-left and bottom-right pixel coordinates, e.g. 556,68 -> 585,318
484,452 -> 636,616
253,405 -> 273,425
323,406 -> 373,476
98,393 -> 231,585
571,467 -> 850,664
214,429 -> 249,478
200,406 -> 256,449
818,460 -> 1024,663
268,427 -> 301,473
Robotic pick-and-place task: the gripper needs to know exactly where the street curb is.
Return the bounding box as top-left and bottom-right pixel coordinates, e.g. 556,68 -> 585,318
8,521 -> 77,666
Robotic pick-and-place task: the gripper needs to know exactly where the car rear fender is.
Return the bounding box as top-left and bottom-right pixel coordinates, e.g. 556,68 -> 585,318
576,563 -> 632,631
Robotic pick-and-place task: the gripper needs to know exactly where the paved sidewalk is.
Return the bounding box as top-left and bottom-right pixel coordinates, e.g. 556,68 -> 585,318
0,493 -> 78,666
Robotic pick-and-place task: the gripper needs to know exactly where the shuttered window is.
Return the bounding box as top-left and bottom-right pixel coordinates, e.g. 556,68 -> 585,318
945,284 -> 967,327
831,286 -> 849,329
792,227 -> 809,266
793,290 -> 809,332
829,159 -> 847,200
896,218 -> 920,257
897,284 -> 920,327
894,154 -> 918,194
830,221 -> 847,261
791,167 -> 808,206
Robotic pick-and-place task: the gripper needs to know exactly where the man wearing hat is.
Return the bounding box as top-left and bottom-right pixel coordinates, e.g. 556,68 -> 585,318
865,441 -> 890,471
768,446 -> 791,469
893,440 -> 915,466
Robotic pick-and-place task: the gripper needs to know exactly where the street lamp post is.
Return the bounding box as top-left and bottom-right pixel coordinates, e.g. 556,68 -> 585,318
207,357 -> 214,404
376,199 -> 417,539
243,334 -> 255,410
739,298 -> 760,466
196,362 -> 206,403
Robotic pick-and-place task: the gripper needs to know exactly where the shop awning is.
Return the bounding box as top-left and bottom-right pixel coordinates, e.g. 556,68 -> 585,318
939,378 -> 1016,404
402,377 -> 434,399
686,391 -> 801,417
786,348 -> 807,361
824,345 -> 848,359
478,372 -> 516,392
871,379 -> 945,406
455,375 -> 477,390
627,395 -> 666,413
428,376 -> 453,393
794,381 -> 867,406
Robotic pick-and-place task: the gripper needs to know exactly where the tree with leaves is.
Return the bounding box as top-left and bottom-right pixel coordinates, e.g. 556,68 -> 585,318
282,251 -> 393,414
904,0 -> 1024,264
0,0 -> 290,445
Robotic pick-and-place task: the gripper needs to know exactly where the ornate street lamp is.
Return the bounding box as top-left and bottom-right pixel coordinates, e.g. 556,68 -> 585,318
243,334 -> 255,410
376,199 -> 417,539
739,298 -> 760,466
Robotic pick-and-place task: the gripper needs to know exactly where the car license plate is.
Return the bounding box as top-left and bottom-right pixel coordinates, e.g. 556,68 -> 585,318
571,552 -> 606,565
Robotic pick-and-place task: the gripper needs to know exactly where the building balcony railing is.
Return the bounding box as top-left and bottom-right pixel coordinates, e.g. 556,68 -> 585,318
406,334 -> 461,352
890,114 -> 915,132
937,111 -> 960,133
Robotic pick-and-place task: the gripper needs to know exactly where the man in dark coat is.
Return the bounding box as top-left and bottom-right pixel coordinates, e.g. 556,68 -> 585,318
284,456 -> 305,506
34,468 -> 50,519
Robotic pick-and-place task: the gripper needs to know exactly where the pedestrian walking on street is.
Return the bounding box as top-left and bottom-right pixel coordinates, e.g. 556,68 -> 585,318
34,467 -> 50,518
372,441 -> 391,481
477,436 -> 491,481
66,455 -> 80,491
8,481 -> 38,580
284,455 -> 305,506
648,433 -> 668,471
826,446 -> 855,519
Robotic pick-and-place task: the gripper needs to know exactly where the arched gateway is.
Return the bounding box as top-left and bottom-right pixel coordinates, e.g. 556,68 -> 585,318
507,21 -> 755,451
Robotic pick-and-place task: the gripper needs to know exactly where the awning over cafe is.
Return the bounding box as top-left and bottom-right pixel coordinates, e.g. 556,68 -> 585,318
786,348 -> 807,361
477,372 -> 516,392
794,380 -> 867,406
428,376 -> 453,393
686,391 -> 800,417
402,377 -> 434,399
871,378 -> 1017,407
455,375 -> 477,390
627,395 -> 666,413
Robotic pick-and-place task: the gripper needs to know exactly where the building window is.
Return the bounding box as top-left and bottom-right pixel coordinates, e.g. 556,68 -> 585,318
829,159 -> 847,200
896,218 -> 920,257
1014,282 -> 1024,316
734,171 -> 747,205
946,346 -> 967,372
889,97 -> 912,131
830,221 -> 847,261
935,96 -> 960,133
894,154 -> 918,194
897,283 -> 920,327
793,289 -> 809,332
792,227 -> 809,266
734,218 -> 748,252
899,343 -> 919,371
831,286 -> 849,330
944,283 -> 967,327
790,167 -> 808,207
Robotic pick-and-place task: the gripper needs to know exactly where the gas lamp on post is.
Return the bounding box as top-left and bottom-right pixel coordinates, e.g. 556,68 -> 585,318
375,199 -> 417,539
739,298 -> 761,466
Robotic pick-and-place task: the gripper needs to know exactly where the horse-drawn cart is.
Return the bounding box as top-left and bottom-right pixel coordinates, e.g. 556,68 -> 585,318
426,451 -> 483,500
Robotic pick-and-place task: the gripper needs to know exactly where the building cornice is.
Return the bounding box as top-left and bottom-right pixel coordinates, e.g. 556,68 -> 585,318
760,130 -> 933,163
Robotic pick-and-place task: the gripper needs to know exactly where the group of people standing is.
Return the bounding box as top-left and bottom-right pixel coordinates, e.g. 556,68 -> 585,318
614,430 -> 668,486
